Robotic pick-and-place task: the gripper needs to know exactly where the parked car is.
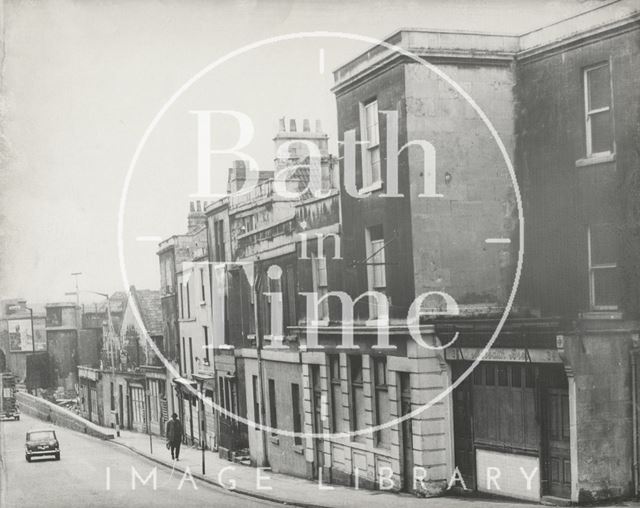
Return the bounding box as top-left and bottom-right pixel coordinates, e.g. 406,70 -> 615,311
25,428 -> 60,462
1,373 -> 20,421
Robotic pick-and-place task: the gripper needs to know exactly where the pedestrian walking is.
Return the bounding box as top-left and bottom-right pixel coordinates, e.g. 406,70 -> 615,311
166,413 -> 183,461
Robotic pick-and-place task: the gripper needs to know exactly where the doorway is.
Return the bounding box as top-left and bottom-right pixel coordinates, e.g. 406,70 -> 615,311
310,365 -> 324,479
118,384 -> 124,429
399,372 -> 414,491
543,387 -> 571,498
452,364 -> 475,489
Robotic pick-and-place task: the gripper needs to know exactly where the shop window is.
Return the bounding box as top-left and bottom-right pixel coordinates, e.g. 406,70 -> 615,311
472,362 -> 540,453
525,366 -> 535,389
485,365 -> 495,385
497,365 -> 508,386
512,365 -> 522,388
474,366 -> 483,385
373,357 -> 390,448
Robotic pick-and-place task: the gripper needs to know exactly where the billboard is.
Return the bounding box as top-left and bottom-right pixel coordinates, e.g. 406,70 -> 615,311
8,319 -> 46,352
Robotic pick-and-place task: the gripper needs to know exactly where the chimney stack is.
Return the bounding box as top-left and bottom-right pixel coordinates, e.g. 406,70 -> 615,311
315,119 -> 322,132
289,119 -> 297,132
303,119 -> 310,132
279,117 -> 286,132
187,200 -> 206,231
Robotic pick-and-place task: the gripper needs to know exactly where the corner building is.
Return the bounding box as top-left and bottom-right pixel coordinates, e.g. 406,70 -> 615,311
312,2 -> 640,504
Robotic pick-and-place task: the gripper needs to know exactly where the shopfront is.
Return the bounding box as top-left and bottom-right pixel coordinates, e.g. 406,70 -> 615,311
449,350 -> 570,501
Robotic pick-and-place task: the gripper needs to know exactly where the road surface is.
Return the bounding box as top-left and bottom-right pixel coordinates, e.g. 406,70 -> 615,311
0,413 -> 278,508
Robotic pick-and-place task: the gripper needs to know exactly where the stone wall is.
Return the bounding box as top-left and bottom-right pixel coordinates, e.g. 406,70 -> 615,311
562,326 -> 635,502
17,391 -> 114,440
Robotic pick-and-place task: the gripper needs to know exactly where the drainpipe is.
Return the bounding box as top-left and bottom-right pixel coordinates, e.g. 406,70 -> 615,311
632,349 -> 639,497
253,270 -> 269,467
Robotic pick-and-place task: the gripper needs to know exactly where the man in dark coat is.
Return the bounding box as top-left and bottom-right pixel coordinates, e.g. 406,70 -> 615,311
166,413 -> 183,461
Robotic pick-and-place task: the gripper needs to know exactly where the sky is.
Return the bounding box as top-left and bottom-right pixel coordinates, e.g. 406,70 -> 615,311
0,0 -> 612,304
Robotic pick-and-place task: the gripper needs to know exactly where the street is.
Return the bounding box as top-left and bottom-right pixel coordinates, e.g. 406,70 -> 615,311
0,414 -> 277,508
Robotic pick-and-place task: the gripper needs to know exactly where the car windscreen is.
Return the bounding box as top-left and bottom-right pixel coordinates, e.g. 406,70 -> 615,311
28,431 -> 55,441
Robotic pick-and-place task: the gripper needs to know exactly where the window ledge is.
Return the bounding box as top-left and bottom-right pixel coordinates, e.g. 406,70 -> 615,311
575,152 -> 615,167
358,180 -> 383,195
293,444 -> 305,454
199,301 -> 206,307
270,436 -> 280,445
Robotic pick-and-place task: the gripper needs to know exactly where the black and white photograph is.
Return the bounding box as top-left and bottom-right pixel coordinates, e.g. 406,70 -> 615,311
1,1 -> 639,506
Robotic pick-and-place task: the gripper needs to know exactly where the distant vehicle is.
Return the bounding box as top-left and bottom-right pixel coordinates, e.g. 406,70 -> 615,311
25,428 -> 60,462
0,373 -> 20,421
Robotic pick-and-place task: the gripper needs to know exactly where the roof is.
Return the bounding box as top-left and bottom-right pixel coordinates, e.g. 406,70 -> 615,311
108,291 -> 128,314
130,287 -> 163,337
333,0 -> 640,89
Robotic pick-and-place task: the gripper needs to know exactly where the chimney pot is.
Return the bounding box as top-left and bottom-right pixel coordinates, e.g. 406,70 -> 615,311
315,119 -> 322,132
279,117 -> 286,132
289,119 -> 297,132
303,119 -> 310,132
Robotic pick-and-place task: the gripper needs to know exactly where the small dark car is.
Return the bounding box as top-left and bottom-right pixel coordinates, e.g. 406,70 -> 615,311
25,429 -> 60,462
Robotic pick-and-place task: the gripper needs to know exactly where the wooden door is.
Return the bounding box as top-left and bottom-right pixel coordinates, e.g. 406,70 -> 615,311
399,373 -> 414,491
544,388 -> 571,499
453,367 -> 475,489
311,365 -> 324,479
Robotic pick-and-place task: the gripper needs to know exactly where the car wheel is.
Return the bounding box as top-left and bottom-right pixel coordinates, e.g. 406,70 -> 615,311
55,452 -> 60,460
25,455 -> 31,463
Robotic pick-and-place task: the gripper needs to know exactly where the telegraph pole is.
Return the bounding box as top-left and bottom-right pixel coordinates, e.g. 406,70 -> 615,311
71,272 -> 83,328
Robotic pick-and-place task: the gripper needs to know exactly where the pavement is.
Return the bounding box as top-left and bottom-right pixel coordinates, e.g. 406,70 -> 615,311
109,425 -> 537,508
5,414 -> 640,508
